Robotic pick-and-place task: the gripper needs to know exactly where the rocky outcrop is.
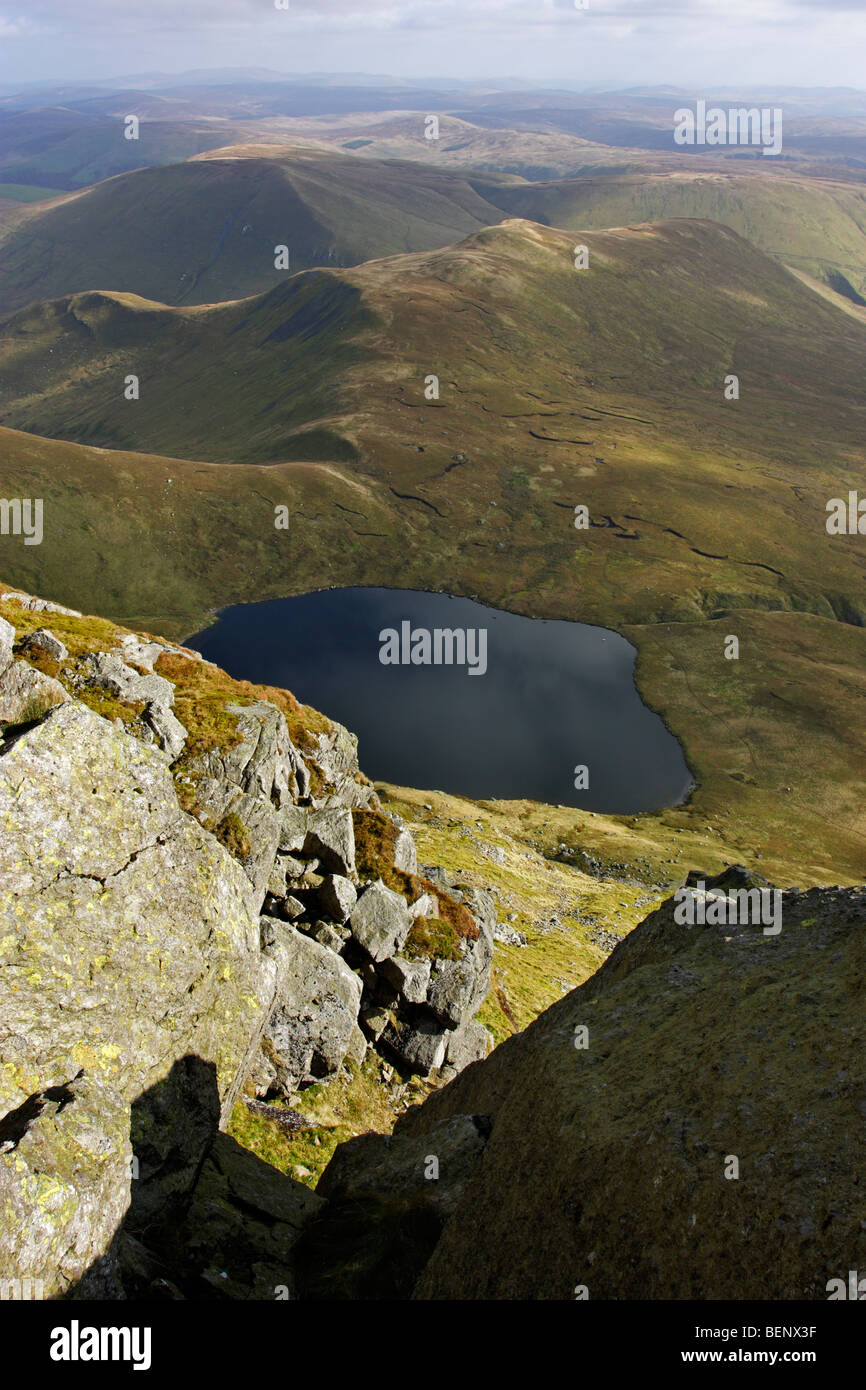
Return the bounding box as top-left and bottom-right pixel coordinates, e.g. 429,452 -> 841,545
294,1114 -> 491,1300
0,593 -> 496,1297
252,921 -> 364,1096
0,699 -> 275,1296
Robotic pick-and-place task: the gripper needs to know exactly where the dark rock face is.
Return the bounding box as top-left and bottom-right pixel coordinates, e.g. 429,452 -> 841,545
293,1115 -> 492,1301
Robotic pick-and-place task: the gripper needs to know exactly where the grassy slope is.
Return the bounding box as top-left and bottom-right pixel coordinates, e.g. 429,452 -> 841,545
485,169 -> 866,298
2,219 -> 866,881
3,142 -> 866,316
0,147 -> 512,313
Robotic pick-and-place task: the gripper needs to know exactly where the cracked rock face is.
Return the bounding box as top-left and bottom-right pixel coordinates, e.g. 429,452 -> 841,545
0,701 -> 278,1296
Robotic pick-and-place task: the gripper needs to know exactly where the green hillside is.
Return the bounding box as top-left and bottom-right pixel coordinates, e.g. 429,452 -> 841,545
0,146 -> 513,313
484,169 -> 866,299
4,144 -> 866,317
2,217 -> 866,881
0,108 -> 247,190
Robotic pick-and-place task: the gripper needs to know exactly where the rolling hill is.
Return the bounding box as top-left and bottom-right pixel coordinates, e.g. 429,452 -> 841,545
2,217 -> 866,882
480,169 -> 866,301
0,105 -> 249,191
2,216 -> 865,606
1,143 -> 865,319
0,147 -> 516,312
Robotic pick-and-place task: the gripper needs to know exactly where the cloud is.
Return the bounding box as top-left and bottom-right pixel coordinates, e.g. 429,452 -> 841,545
0,14 -> 32,36
1,0 -> 863,87
0,0 -> 840,30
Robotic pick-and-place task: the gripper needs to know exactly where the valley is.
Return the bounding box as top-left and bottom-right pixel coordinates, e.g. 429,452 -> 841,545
1,198 -> 866,882
2,43 -> 866,1315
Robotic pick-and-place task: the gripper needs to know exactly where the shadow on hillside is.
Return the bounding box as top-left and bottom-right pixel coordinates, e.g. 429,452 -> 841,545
65,1055 -> 320,1301
62,1053 -> 447,1301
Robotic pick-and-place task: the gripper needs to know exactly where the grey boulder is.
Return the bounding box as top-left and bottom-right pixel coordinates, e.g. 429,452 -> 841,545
381,1015 -> 448,1075
0,617 -> 13,674
393,828 -> 418,876
0,660 -> 68,729
349,880 -> 412,963
317,873 -> 357,924
303,808 -> 356,876
381,954 -> 431,1005
443,1019 -> 494,1074
257,922 -> 364,1095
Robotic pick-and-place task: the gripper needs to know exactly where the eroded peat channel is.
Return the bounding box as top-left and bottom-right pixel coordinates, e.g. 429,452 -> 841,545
188,587 -> 693,813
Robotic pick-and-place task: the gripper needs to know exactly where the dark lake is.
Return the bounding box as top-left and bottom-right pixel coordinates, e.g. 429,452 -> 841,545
187,587 -> 693,813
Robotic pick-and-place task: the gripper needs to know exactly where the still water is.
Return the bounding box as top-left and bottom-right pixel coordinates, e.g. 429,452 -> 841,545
187,587 -> 693,813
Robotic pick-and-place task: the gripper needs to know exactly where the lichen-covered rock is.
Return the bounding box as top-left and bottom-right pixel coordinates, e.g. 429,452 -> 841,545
426,958 -> 479,1029
309,920 -> 347,954
349,880 -> 412,963
279,804 -> 308,853
189,701 -> 308,809
317,873 -> 357,924
442,1019 -> 493,1075
144,701 -> 187,762
426,915 -> 493,1029
381,1015 -> 448,1075
218,789 -> 281,905
360,1005 -> 392,1042
0,616 -> 13,674
77,650 -> 186,760
381,955 -> 431,1005
0,701 -> 277,1296
307,719 -> 377,810
0,1071 -> 131,1298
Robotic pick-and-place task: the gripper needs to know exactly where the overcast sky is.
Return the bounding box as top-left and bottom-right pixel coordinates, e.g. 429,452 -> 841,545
0,0 -> 863,90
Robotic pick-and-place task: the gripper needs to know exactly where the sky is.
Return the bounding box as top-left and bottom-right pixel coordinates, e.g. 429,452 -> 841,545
0,0 -> 864,91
